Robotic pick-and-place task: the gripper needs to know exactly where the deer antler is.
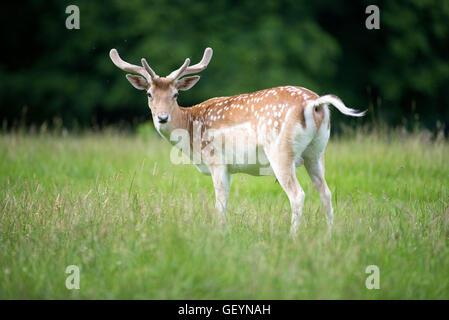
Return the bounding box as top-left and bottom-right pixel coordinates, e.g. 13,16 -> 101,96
167,47 -> 213,80
167,58 -> 191,80
109,49 -> 157,82
141,58 -> 159,79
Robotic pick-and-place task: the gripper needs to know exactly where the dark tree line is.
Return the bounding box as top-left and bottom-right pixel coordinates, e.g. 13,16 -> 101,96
1,0 -> 448,131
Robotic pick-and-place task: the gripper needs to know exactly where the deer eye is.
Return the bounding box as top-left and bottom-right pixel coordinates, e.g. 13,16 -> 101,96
173,92 -> 179,99
147,92 -> 152,99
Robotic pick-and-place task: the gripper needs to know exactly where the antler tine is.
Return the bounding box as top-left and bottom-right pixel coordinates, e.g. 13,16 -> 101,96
109,49 -> 153,82
141,58 -> 159,79
167,48 -> 213,80
167,58 -> 191,80
183,47 -> 213,76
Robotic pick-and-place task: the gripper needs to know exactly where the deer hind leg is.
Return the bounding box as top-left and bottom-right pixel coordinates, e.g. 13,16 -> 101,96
266,149 -> 305,235
304,154 -> 333,226
209,164 -> 232,224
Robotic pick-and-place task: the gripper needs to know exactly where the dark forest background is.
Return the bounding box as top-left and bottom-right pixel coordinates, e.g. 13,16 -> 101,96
1,0 -> 448,131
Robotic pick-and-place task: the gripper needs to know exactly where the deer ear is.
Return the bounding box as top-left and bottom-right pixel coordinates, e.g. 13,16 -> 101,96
176,76 -> 200,91
125,74 -> 148,90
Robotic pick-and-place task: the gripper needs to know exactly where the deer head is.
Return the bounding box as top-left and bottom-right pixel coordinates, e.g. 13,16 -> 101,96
109,48 -> 213,128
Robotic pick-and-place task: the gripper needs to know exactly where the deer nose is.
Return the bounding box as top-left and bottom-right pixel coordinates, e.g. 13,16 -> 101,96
157,114 -> 169,123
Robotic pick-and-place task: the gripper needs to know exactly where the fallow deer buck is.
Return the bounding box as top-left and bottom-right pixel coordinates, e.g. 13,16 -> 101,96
109,47 -> 366,234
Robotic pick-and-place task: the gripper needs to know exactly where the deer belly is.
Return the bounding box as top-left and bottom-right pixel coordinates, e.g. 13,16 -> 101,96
201,124 -> 276,176
226,145 -> 274,176
193,163 -> 211,175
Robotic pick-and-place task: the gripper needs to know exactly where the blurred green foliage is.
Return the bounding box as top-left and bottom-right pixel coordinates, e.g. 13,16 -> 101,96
1,0 -> 448,130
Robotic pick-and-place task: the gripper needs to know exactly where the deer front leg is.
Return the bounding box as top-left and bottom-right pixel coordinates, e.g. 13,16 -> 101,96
209,164 -> 232,224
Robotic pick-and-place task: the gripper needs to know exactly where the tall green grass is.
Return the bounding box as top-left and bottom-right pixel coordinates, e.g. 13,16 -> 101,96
0,128 -> 448,299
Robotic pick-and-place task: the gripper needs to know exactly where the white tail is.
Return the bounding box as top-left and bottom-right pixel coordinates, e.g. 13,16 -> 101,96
313,94 -> 367,117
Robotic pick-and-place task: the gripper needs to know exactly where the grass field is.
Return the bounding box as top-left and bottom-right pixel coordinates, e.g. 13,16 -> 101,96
0,127 -> 448,299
